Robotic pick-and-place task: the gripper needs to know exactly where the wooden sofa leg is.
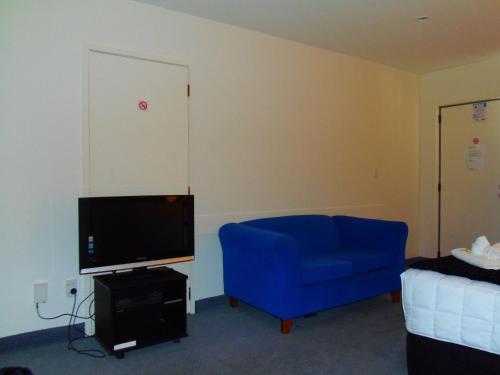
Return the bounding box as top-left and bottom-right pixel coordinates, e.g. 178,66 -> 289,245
281,319 -> 293,334
390,290 -> 401,303
229,296 -> 239,308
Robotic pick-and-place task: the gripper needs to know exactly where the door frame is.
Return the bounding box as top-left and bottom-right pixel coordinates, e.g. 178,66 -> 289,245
437,97 -> 500,257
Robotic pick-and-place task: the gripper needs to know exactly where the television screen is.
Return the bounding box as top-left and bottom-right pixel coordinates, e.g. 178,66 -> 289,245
79,195 -> 194,274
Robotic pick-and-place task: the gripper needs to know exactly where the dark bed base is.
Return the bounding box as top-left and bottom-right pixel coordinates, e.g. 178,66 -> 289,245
407,332 -> 500,375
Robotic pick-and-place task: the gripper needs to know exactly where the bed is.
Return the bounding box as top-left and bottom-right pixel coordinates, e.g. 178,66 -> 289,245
401,257 -> 500,375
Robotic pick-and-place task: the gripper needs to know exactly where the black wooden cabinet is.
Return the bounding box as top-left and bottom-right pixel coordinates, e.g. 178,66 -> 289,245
94,267 -> 188,358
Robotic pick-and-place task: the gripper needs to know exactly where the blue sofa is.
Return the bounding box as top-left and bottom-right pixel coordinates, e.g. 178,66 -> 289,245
219,215 -> 408,333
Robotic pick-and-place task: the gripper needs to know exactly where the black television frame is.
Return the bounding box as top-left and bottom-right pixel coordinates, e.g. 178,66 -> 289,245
78,195 -> 194,274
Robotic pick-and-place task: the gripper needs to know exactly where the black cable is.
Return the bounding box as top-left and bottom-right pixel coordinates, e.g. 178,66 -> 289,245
67,329 -> 105,358
71,292 -> 94,336
66,293 -> 77,345
35,290 -> 105,358
67,292 -> 105,358
75,291 -> 95,320
36,301 -> 93,320
89,298 -> 95,321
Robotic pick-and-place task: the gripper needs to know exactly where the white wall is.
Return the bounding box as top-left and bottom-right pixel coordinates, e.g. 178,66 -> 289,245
0,0 -> 419,337
419,54 -> 500,257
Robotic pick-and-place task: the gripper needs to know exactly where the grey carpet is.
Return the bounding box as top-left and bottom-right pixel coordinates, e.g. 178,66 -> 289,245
0,295 -> 407,375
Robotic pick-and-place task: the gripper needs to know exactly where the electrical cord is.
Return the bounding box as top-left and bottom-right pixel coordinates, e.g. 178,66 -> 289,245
89,298 -> 95,321
68,291 -> 95,337
75,290 -> 95,320
67,292 -> 105,358
36,303 -> 93,320
35,290 -> 105,358
36,289 -> 95,321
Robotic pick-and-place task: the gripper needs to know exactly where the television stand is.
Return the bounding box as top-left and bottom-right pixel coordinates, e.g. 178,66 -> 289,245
94,267 -> 188,358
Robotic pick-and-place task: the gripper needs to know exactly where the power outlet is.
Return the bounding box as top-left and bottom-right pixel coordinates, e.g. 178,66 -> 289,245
65,279 -> 77,297
34,282 -> 48,303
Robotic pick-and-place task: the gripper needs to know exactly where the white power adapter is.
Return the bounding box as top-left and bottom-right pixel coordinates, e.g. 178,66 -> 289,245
34,282 -> 48,303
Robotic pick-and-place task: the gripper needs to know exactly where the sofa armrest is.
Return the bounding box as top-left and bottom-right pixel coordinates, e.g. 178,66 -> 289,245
334,215 -> 408,270
219,223 -> 300,297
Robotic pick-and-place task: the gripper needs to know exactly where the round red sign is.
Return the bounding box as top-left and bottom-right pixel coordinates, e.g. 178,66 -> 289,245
138,100 -> 148,111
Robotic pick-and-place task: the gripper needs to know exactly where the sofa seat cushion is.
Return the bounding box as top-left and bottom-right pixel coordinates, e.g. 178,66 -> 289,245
331,247 -> 395,275
300,254 -> 352,284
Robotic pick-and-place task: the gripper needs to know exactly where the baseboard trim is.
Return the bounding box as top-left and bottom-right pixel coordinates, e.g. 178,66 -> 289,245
0,323 -> 85,353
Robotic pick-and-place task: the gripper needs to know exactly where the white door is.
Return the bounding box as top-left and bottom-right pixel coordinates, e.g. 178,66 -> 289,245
88,50 -> 189,196
440,99 -> 500,256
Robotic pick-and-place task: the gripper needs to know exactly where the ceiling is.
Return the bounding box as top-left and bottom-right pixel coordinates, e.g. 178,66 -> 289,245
134,0 -> 500,74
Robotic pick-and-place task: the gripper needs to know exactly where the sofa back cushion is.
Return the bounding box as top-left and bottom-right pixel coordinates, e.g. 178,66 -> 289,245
241,215 -> 340,255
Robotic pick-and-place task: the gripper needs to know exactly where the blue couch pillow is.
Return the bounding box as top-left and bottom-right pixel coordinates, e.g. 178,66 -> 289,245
242,215 -> 341,255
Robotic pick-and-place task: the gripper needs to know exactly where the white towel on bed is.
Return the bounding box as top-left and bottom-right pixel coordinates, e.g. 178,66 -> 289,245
485,243 -> 500,260
451,236 -> 500,269
471,236 -> 500,260
471,235 -> 490,256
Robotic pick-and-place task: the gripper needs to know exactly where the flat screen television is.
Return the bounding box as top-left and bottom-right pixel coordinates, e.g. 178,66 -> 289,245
78,195 -> 194,274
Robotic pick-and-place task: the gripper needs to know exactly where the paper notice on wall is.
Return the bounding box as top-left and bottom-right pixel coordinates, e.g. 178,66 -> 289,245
472,102 -> 487,121
467,144 -> 484,170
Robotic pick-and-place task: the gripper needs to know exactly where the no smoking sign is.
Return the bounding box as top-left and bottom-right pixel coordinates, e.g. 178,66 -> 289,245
138,100 -> 148,111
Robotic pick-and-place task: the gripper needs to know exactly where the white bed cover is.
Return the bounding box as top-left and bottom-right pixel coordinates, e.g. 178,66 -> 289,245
401,268 -> 500,355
